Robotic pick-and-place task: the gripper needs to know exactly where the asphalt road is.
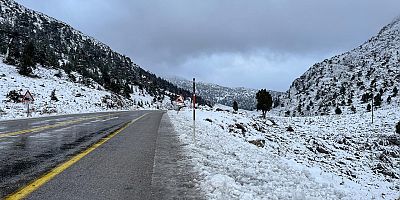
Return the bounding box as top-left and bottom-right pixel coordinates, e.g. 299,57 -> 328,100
0,110 -> 167,199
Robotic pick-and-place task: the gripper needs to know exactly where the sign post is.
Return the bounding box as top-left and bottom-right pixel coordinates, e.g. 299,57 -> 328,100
193,78 -> 196,143
23,90 -> 34,117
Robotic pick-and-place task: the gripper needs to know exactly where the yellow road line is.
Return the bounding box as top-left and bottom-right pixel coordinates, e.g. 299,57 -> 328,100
0,114 -> 118,138
5,113 -> 147,200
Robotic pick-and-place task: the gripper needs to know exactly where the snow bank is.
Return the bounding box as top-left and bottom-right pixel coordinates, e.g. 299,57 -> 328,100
169,107 -> 399,199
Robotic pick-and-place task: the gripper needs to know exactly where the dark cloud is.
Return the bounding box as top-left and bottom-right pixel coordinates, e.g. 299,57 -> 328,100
16,0 -> 400,91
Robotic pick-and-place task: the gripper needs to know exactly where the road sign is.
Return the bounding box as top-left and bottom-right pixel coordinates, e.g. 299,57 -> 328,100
23,90 -> 34,104
23,90 -> 34,117
176,95 -> 184,104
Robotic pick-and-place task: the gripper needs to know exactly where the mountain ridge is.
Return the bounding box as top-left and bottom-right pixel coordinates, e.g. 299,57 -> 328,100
277,16 -> 400,116
167,77 -> 283,110
0,0 -> 208,105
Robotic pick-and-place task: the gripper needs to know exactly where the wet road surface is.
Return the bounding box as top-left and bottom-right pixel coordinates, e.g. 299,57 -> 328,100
0,110 -> 152,198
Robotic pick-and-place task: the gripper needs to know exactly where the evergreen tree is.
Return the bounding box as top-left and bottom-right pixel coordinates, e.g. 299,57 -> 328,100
335,107 -> 342,115
393,87 -> 398,97
367,104 -> 371,112
387,96 -> 392,104
51,89 -> 59,101
233,100 -> 238,112
374,93 -> 382,107
361,93 -> 368,104
6,90 -> 21,103
297,104 -> 302,114
123,82 -> 132,98
340,85 -> 345,95
350,105 -> 356,114
19,41 -> 35,76
347,98 -> 353,105
256,89 -> 273,119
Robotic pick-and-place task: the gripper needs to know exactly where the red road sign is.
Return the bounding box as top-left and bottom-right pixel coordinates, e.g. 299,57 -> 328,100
176,95 -> 184,103
23,90 -> 34,103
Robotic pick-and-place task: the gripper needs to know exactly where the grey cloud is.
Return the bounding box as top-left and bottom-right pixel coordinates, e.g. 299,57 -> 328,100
16,0 -> 400,90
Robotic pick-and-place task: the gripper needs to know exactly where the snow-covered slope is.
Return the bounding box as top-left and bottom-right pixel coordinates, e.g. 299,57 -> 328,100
169,107 -> 399,199
278,17 -> 400,117
168,77 -> 283,110
0,0 -> 200,105
0,58 -> 166,120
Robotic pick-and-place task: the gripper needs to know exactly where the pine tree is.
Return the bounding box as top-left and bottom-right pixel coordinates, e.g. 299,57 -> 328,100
350,105 -> 356,114
387,96 -> 392,104
367,104 -> 371,112
256,89 -> 273,119
51,89 -> 59,101
374,93 -> 382,107
335,107 -> 342,115
233,100 -> 238,112
347,98 -> 353,105
19,41 -> 35,76
361,93 -> 368,104
123,82 -> 131,98
393,87 -> 398,97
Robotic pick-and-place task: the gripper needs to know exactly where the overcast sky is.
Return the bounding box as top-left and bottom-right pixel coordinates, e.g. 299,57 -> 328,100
16,0 -> 400,91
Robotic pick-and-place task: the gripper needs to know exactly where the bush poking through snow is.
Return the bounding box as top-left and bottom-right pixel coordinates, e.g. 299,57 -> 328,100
6,90 -> 22,103
287,126 -> 294,132
205,118 -> 213,123
41,104 -> 57,114
396,121 -> 400,134
335,107 -> 342,115
233,100 -> 238,112
50,89 -> 59,102
0,108 -> 6,116
350,105 -> 356,114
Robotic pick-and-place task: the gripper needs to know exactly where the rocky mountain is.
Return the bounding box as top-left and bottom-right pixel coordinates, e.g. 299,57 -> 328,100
278,17 -> 400,117
0,0 -> 207,105
168,77 -> 283,110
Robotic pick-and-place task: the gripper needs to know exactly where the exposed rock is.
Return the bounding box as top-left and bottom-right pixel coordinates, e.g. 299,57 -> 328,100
286,126 -> 294,132
235,123 -> 246,133
387,135 -> 400,145
248,139 -> 265,148
205,118 -> 213,123
316,146 -> 330,154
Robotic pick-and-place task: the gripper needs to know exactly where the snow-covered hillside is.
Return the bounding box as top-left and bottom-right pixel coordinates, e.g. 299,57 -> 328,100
167,77 -> 283,110
169,106 -> 399,199
278,17 -> 400,117
0,58 -> 166,120
0,0 -> 198,106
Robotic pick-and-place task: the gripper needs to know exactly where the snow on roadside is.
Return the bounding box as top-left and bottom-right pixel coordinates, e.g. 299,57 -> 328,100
168,108 -> 370,200
0,59 -> 165,121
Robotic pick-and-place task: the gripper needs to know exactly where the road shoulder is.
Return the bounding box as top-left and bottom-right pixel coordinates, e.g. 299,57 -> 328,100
152,113 -> 204,199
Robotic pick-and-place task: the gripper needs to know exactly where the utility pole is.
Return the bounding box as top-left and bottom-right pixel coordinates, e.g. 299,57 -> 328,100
193,78 -> 196,143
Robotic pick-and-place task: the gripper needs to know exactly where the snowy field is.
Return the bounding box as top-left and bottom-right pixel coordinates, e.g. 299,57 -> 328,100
0,60 -> 164,121
169,105 -> 399,199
